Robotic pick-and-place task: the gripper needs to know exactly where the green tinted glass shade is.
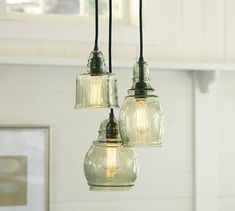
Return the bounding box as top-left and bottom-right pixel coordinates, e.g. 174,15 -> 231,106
84,142 -> 139,191
84,118 -> 139,191
119,61 -> 164,147
75,50 -> 119,109
75,73 -> 119,108
120,96 -> 163,147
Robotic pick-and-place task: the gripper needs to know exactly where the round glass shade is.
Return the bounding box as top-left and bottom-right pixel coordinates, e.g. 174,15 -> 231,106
84,142 -> 139,191
75,50 -> 119,109
83,118 -> 139,191
119,61 -> 164,147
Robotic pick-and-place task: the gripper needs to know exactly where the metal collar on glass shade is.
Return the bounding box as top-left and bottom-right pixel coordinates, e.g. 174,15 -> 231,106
83,112 -> 139,191
75,0 -> 119,109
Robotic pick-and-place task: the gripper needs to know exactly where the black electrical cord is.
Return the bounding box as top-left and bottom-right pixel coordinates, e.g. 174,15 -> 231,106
139,0 -> 144,62
94,0 -> 99,51
138,0 -> 145,84
110,108 -> 114,117
109,0 -> 114,115
134,0 -> 147,98
109,0 -> 112,73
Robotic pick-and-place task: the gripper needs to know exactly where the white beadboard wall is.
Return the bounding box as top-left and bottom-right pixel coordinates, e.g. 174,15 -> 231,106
0,65 -> 194,211
218,72 -> 235,211
1,0 -> 235,62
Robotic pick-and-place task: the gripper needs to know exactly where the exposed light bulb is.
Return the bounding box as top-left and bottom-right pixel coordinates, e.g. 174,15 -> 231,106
135,99 -> 149,134
90,76 -> 102,106
106,147 -> 119,179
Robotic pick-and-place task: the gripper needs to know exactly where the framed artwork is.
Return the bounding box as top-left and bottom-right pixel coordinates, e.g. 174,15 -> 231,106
0,127 -> 50,211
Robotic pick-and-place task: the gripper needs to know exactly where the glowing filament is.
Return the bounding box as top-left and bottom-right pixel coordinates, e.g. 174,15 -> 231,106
136,100 -> 149,134
106,148 -> 118,179
90,76 -> 102,106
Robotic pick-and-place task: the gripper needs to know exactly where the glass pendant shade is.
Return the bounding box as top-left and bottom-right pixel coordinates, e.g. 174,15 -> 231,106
75,50 -> 119,109
84,118 -> 139,191
119,61 -> 164,147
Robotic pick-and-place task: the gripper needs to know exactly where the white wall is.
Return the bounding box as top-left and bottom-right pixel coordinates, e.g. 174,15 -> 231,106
0,65 -> 194,211
218,73 -> 235,211
1,0 -> 235,63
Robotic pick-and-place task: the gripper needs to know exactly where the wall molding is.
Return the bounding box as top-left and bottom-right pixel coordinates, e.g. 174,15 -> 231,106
2,56 -> 235,94
194,72 -> 218,211
0,56 -> 235,71
195,71 -> 220,93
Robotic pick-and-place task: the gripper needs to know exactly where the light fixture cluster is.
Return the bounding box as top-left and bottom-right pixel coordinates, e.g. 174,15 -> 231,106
75,0 -> 164,191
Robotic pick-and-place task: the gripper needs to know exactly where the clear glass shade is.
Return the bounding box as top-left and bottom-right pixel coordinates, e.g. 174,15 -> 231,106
119,61 -> 164,147
84,118 -> 139,191
120,96 -> 163,147
75,50 -> 119,109
84,142 -> 139,191
75,73 -> 119,108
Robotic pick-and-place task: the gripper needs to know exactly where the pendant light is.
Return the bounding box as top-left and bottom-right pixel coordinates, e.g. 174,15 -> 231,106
119,0 -> 164,147
83,110 -> 139,191
75,0 -> 119,109
83,0 -> 139,191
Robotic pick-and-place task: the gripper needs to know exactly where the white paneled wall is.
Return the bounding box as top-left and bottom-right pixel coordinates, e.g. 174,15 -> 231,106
1,0 -> 235,62
218,73 -> 235,211
0,65 -> 194,211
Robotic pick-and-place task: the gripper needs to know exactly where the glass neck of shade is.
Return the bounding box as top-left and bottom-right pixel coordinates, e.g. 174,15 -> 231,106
87,50 -> 107,75
96,117 -> 123,144
128,61 -> 157,98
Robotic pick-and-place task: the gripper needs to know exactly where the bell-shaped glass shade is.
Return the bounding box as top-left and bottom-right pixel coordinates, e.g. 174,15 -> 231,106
120,96 -> 163,147
84,118 -> 139,191
75,50 -> 119,109
119,61 -> 164,147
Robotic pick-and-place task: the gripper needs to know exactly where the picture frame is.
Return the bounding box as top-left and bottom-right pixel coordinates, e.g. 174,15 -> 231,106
0,126 -> 50,211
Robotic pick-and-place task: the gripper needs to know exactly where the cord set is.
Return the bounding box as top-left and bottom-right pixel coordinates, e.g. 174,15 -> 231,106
109,0 -> 114,117
94,0 -> 99,51
94,0 -> 145,115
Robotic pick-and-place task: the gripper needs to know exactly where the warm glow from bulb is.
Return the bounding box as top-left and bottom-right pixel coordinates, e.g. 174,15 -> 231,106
90,76 -> 102,106
106,148 -> 119,179
136,99 -> 149,133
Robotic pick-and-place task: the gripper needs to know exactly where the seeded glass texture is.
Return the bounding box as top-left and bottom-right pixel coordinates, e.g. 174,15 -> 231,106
84,119 -> 139,191
119,61 -> 164,147
75,51 -> 119,109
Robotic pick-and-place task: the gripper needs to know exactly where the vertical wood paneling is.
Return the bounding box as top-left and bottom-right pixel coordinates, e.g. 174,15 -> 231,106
0,0 -> 5,19
201,0 -> 225,62
194,72 -> 218,211
0,39 -> 40,56
0,0 -> 234,62
158,0 -> 183,61
181,0 -> 203,61
224,0 -> 235,62
51,199 -> 194,211
218,72 -> 235,211
219,198 -> 235,211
